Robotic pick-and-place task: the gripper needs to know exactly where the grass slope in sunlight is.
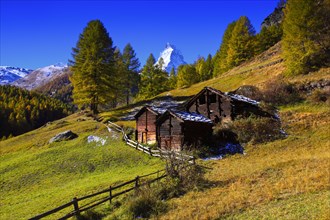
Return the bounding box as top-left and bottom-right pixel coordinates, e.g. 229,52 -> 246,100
157,102 -> 329,220
0,113 -> 163,219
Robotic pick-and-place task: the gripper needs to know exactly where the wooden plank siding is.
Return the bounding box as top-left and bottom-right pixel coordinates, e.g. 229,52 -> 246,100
135,106 -> 164,144
187,90 -> 232,124
156,111 -> 213,151
186,87 -> 272,124
158,116 -> 184,151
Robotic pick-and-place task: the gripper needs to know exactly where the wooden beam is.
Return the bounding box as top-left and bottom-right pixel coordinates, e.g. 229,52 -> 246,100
206,90 -> 210,118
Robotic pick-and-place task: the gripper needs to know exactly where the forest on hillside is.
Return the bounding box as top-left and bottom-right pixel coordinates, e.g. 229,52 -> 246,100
0,85 -> 73,139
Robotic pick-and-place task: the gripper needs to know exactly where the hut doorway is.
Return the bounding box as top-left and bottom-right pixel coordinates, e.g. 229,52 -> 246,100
164,137 -> 172,150
142,132 -> 147,143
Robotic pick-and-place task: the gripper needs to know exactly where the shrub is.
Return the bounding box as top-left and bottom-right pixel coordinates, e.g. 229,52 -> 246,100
233,85 -> 263,101
75,210 -> 103,220
164,154 -> 206,193
262,78 -> 302,105
127,186 -> 167,219
213,116 -> 282,146
125,161 -> 206,218
308,89 -> 330,105
233,116 -> 283,144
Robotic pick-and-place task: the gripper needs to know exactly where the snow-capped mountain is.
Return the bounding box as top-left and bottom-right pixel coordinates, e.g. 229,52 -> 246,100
155,43 -> 186,73
0,66 -> 33,85
12,63 -> 69,90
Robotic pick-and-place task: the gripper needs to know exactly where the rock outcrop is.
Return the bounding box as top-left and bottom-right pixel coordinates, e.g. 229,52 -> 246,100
49,130 -> 78,143
261,6 -> 285,29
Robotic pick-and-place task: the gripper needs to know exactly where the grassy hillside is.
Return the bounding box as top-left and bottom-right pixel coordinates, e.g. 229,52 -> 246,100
156,102 -> 329,219
0,113 -> 163,219
100,43 -> 329,219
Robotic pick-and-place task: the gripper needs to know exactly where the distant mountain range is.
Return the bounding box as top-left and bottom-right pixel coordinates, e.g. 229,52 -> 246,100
155,43 -> 186,73
0,66 -> 33,85
11,63 -> 68,90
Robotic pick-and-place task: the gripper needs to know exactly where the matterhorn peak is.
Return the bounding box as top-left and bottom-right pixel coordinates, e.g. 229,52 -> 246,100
155,43 -> 186,73
165,42 -> 175,49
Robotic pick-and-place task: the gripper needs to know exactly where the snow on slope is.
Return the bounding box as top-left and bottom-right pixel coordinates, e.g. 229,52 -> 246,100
0,66 -> 33,85
155,43 -> 186,73
11,63 -> 68,90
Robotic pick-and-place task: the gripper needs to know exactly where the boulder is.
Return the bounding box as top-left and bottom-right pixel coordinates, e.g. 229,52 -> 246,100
49,130 -> 78,143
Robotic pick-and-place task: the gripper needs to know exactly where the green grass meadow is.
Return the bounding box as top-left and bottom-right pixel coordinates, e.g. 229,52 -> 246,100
0,113 -> 163,219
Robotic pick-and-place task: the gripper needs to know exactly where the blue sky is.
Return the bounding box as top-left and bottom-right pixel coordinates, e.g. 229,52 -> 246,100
1,0 -> 278,69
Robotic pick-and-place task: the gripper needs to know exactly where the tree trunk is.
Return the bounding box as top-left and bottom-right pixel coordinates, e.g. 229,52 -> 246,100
126,88 -> 129,106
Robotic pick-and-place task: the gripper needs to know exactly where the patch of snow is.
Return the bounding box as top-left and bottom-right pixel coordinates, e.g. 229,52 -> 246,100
173,111 -> 213,123
273,113 -> 280,120
221,143 -> 244,154
87,135 -> 107,146
149,106 -> 167,115
120,97 -> 184,121
280,129 -> 288,137
203,155 -> 223,161
225,92 -> 260,106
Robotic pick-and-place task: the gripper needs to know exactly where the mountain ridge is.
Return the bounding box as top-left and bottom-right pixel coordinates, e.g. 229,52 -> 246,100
0,66 -> 33,85
11,63 -> 68,90
155,43 -> 186,73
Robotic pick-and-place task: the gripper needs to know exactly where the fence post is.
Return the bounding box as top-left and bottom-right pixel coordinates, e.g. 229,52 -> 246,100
72,197 -> 80,216
136,141 -> 138,149
135,176 -> 139,189
109,186 -> 112,204
149,148 -> 152,156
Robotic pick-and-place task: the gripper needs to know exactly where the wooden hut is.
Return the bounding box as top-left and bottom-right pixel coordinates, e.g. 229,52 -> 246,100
156,110 -> 213,151
134,106 -> 166,144
185,87 -> 271,124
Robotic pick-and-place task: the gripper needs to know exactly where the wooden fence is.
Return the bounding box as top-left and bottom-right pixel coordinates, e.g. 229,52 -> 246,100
29,170 -> 167,220
29,121 -> 196,219
107,121 -> 195,164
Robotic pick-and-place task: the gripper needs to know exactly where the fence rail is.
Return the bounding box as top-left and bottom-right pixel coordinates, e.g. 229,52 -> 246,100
29,170 -> 167,220
107,121 -> 195,164
29,121 -> 196,219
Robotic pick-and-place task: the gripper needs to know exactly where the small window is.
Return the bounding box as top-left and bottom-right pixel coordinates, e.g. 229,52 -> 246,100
209,94 -> 216,103
199,95 -> 206,104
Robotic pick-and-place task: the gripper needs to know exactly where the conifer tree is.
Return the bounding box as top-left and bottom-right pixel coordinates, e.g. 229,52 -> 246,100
70,20 -> 115,114
282,0 -> 330,75
201,54 -> 213,80
112,48 -> 125,107
122,43 -> 140,105
213,21 -> 237,76
156,57 -> 165,70
255,25 -> 282,54
168,67 -> 177,89
195,55 -> 213,81
226,16 -> 256,69
176,64 -> 199,88
138,54 -> 168,99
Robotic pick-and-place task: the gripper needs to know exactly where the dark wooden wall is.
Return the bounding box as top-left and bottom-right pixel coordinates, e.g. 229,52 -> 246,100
136,110 -> 158,144
188,91 -> 232,124
182,121 -> 213,149
158,115 -> 213,151
158,116 -> 184,151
